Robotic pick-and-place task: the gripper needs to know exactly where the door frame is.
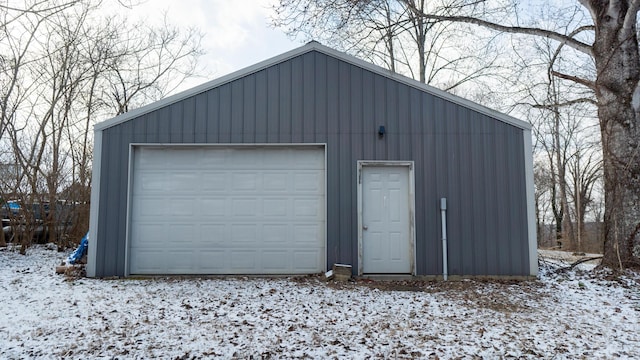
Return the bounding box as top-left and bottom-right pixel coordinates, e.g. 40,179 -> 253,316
357,161 -> 416,276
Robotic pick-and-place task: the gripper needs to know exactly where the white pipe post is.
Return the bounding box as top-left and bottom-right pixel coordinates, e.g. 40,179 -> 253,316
440,198 -> 448,281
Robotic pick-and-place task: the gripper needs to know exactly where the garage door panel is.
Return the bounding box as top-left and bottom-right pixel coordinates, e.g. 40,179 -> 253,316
293,198 -> 322,217
263,173 -> 288,191
232,199 -> 259,216
200,150 -> 228,166
166,148 -> 203,167
263,198 -> 288,217
136,198 -> 166,216
294,224 -> 322,244
171,198 -> 196,216
168,172 -> 201,192
129,146 -> 325,275
132,223 -> 168,245
231,224 -> 258,244
169,224 -> 195,242
262,224 -> 288,243
293,251 -> 322,270
130,249 -> 164,272
262,251 -> 289,270
201,172 -> 228,191
137,172 -> 166,192
231,172 -> 259,191
233,149 -> 259,166
200,198 -> 227,216
136,148 -> 166,169
198,224 -> 228,246
168,250 -> 197,272
230,250 -> 257,270
197,250 -> 226,271
293,172 -> 324,192
291,149 -> 324,167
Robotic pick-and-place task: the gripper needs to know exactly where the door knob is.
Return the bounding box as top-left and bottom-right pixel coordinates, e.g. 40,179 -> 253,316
363,225 -> 368,230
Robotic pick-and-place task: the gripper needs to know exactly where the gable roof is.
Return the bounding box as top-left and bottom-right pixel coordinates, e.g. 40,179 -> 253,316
95,41 -> 530,132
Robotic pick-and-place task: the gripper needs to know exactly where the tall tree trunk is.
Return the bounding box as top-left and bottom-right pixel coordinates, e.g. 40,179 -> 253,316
411,0 -> 426,84
553,106 -> 575,250
550,172 -> 564,247
0,223 -> 6,247
590,1 -> 640,268
383,2 -> 396,74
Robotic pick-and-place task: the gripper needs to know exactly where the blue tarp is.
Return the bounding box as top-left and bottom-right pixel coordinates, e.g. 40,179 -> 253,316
6,201 -> 20,210
67,232 -> 88,265
2,200 -> 21,216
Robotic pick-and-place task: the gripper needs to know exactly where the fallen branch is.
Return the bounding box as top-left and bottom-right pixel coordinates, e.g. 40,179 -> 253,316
538,256 -> 561,270
553,256 -> 603,274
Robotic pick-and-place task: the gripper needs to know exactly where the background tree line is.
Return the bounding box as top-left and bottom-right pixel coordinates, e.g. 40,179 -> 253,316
272,0 -> 639,268
0,0 -> 203,253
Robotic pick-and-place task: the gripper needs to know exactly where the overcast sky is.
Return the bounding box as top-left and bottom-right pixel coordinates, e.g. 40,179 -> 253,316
119,0 -> 302,91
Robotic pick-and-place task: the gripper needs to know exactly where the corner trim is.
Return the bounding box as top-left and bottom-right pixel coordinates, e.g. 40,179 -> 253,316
86,130 -> 102,277
523,129 -> 538,276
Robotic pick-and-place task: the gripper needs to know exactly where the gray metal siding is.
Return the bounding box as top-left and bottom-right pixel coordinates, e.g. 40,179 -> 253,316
95,50 -> 530,277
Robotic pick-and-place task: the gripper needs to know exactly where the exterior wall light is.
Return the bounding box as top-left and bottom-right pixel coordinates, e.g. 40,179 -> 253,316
378,125 -> 386,138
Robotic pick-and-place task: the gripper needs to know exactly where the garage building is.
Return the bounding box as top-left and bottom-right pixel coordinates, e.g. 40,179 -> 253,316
87,42 -> 536,278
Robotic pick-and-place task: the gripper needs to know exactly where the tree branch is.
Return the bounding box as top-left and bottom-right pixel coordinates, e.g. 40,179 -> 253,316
553,256 -> 603,273
551,70 -> 596,90
401,2 -> 594,56
531,97 -> 598,109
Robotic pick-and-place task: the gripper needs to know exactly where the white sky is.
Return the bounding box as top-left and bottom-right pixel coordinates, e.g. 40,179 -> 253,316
118,0 -> 302,91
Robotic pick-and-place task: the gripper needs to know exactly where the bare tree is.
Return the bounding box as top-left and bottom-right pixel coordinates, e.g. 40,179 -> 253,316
0,0 -> 204,252
534,160 -> 553,247
0,0 -> 83,141
567,148 -> 602,252
106,14 -> 203,115
272,0 -> 505,91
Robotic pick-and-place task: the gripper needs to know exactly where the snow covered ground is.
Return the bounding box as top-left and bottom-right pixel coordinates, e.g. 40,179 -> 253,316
1,245 -> 638,359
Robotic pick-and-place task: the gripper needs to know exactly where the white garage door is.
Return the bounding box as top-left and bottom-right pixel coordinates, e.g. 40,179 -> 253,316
128,145 -> 325,275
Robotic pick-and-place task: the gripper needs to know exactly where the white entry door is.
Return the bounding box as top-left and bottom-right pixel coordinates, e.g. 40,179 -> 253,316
361,165 -> 413,274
